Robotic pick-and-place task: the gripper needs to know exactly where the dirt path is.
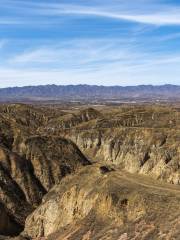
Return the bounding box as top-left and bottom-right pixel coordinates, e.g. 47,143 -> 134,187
117,171 -> 180,195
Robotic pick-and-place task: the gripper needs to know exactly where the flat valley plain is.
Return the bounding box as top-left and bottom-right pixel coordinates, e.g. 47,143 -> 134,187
0,101 -> 180,240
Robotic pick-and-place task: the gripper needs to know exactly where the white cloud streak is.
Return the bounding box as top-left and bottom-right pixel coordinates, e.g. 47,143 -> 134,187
0,59 -> 179,87
1,1 -> 180,87
9,39 -> 143,70
2,0 -> 180,26
2,38 -> 180,87
43,6 -> 180,26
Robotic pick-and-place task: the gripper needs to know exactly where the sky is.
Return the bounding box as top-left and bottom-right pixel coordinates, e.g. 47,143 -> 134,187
0,0 -> 180,87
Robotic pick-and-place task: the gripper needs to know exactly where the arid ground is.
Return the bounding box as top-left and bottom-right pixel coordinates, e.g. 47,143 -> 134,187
0,102 -> 180,240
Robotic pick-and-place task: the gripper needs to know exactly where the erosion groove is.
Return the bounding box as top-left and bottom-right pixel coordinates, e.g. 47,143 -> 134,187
0,103 -> 179,239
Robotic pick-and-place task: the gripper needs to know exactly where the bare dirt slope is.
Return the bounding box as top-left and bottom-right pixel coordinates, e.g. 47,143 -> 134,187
0,103 -> 180,239
23,164 -> 180,240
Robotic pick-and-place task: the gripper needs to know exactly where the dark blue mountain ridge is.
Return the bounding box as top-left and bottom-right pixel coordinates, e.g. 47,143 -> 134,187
0,84 -> 180,101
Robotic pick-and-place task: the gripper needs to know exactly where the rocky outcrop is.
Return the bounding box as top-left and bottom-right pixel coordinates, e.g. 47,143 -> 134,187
0,106 -> 90,237
0,135 -> 89,236
0,104 -> 48,128
0,145 -> 45,207
0,103 -> 180,239
23,164 -> 180,240
0,147 -> 33,236
67,127 -> 180,184
15,135 -> 90,191
47,107 -> 101,130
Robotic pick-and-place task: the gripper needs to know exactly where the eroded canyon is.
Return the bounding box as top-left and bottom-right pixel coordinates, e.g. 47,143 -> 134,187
0,103 -> 180,240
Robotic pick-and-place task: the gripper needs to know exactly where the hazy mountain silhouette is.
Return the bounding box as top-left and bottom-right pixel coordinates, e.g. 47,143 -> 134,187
0,84 -> 180,101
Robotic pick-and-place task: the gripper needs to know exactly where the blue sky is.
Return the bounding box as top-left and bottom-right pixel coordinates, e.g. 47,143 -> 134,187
0,0 -> 180,87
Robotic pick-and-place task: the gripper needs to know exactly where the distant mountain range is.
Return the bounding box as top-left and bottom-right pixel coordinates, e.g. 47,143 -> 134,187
0,84 -> 180,102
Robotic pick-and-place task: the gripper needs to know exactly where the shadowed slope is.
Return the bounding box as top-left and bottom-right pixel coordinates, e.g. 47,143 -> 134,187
23,164 -> 180,240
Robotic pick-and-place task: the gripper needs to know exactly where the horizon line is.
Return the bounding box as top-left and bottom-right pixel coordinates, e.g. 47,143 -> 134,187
0,83 -> 180,89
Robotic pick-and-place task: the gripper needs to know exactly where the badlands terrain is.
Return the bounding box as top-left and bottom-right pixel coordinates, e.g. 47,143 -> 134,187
0,103 -> 180,240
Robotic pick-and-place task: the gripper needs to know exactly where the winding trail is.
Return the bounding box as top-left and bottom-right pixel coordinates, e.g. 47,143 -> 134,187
115,170 -> 180,195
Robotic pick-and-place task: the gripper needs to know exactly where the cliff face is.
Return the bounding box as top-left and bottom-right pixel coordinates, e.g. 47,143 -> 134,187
0,105 -> 90,237
56,105 -> 179,186
0,103 -> 180,239
14,136 -> 90,192
0,137 -> 89,236
47,107 -> 101,130
67,127 -> 180,184
23,164 -> 180,240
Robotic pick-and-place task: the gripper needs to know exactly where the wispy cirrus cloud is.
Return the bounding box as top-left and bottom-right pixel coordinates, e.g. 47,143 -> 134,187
6,38 -> 180,80
37,5 -> 180,26
1,53 -> 180,87
0,19 -> 23,25
9,39 -> 143,70
0,1 -> 180,87
1,0 -> 180,26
